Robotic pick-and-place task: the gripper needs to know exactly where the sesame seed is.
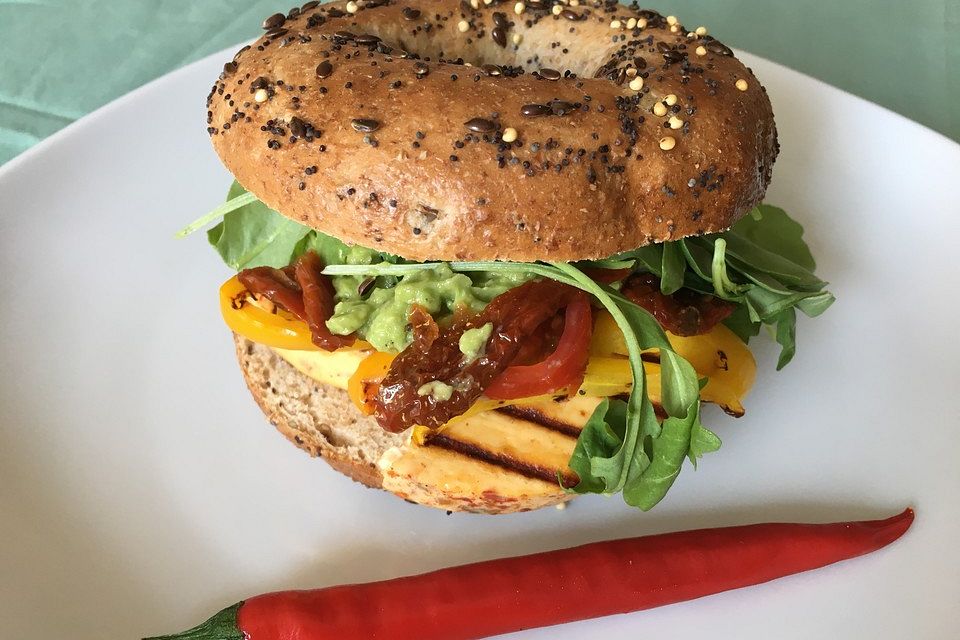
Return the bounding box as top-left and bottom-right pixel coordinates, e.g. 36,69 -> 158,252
736,79 -> 749,91
512,33 -> 523,45
670,24 -> 680,33
484,0 -> 493,5
502,127 -> 518,143
470,0 -> 479,7
551,4 -> 562,15
610,19 -> 621,29
695,45 -> 707,56
659,136 -> 676,150
668,116 -> 684,129
346,1 -> 358,14
666,15 -> 678,26
514,2 -> 525,15
254,89 -> 268,103
637,17 -> 647,28
626,17 -> 637,29
628,77 -> 644,91
458,20 -> 470,32
664,94 -> 678,106
653,102 -> 668,116
696,26 -> 708,36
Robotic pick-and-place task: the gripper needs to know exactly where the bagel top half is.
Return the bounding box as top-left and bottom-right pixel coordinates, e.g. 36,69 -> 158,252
207,0 -> 778,262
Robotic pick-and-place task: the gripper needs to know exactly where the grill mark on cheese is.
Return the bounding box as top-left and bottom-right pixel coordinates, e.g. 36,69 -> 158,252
495,405 -> 582,438
427,433 -> 580,488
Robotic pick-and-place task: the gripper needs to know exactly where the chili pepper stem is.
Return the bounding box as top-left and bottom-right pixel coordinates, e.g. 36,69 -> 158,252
143,602 -> 244,640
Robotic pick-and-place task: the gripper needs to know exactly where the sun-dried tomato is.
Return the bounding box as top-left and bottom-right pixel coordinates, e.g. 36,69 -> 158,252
408,305 -> 440,352
293,252 -> 355,351
374,279 -> 578,433
237,265 -> 305,318
237,251 -> 354,351
621,272 -> 736,336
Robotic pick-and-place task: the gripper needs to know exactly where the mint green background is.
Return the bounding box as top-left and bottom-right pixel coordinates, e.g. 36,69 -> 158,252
1,1 -> 957,165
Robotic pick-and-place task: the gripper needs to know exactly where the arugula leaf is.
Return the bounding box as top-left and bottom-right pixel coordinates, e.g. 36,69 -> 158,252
175,191 -> 257,238
623,402 -> 701,510
577,257 -> 637,271
624,244 -> 664,276
772,307 -> 797,370
731,204 -> 817,271
679,238 -> 713,281
796,291 -> 836,317
198,182 -> 400,271
207,183 -> 312,270
723,305 -> 762,343
686,214 -> 832,365
566,398 -> 626,494
699,233 -> 826,289
660,242 -> 687,295
689,422 -> 722,466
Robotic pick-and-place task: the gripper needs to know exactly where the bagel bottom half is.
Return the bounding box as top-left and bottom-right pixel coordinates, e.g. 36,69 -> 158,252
234,336 -> 574,514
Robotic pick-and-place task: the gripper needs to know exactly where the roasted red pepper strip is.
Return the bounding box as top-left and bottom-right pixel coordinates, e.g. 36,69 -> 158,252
374,278 -> 577,433
485,292 -> 592,400
148,509 -> 914,640
237,251 -> 354,351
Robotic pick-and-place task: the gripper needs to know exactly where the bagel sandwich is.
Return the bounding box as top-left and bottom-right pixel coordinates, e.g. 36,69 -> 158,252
184,0 -> 835,514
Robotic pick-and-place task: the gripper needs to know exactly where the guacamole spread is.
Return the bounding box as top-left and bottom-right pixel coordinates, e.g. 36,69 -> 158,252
325,264 -> 529,353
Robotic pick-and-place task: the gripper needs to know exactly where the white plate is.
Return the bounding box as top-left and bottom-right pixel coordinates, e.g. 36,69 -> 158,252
1,45 -> 958,640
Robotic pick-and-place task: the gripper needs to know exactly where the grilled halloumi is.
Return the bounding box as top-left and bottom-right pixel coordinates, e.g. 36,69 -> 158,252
271,321 -> 753,513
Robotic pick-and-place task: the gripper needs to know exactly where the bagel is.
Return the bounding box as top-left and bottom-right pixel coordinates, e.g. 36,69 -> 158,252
206,0 -> 777,262
195,1 -> 823,516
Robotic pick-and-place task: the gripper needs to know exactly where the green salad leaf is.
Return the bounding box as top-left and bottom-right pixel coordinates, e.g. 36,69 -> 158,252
179,183 -> 834,510
618,204 -> 835,369
731,204 -> 817,271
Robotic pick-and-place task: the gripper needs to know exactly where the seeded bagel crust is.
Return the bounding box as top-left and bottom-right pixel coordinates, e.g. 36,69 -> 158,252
207,0 -> 777,261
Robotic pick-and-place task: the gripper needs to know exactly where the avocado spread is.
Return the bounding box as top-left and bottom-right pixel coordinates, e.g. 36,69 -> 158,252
416,380 -> 455,402
325,263 -> 530,353
458,323 -> 494,363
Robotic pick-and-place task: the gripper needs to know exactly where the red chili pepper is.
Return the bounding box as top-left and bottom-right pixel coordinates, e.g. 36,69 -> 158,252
146,509 -> 913,640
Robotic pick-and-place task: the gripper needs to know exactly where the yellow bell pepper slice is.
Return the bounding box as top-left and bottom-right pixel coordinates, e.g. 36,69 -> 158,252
588,311 -> 755,416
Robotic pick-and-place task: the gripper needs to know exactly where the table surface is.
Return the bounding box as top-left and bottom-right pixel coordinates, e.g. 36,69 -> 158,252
1,0 -> 957,165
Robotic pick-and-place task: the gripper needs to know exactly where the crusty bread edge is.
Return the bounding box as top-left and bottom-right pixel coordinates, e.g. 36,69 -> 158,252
234,334 -> 389,491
